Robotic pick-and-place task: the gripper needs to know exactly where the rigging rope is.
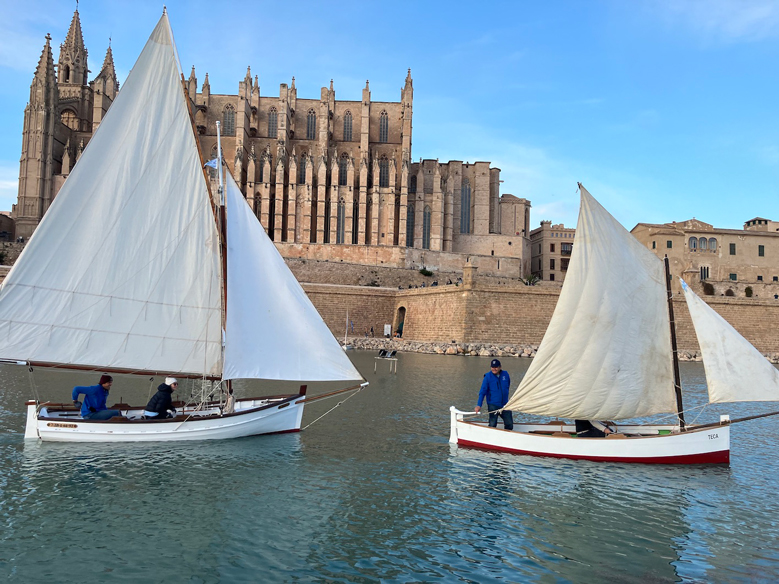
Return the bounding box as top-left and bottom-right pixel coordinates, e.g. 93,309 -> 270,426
301,385 -> 366,431
27,365 -> 40,403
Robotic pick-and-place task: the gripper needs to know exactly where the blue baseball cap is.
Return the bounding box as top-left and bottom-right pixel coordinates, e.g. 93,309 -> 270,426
491,359 -> 501,368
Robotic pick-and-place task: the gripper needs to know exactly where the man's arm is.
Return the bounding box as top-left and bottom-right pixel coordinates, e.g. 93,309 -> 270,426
475,375 -> 489,412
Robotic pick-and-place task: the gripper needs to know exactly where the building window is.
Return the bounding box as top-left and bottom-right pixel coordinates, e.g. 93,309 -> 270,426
730,243 -> 736,255
407,203 -> 415,247
550,259 -> 555,270
689,237 -> 697,251
222,105 -> 236,136
306,109 -> 316,140
759,245 -> 765,257
379,157 -> 389,188
667,240 -> 672,249
709,238 -> 717,252
298,155 -> 307,184
561,258 -> 570,271
699,237 -> 708,251
460,178 -> 471,234
550,244 -> 555,253
562,243 -> 572,255
700,266 -> 710,280
379,110 -> 389,143
652,241 -> 656,249
336,201 -> 346,244
550,273 -> 555,281
774,276 -> 778,282
422,205 -> 431,249
343,111 -> 352,141
729,273 -> 737,281
268,107 -> 277,138
758,275 -> 764,281
410,176 -> 417,194
61,110 -> 79,131
339,155 -> 348,186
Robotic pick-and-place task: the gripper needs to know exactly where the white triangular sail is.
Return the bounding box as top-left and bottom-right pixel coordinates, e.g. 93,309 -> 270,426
222,173 -> 363,382
0,14 -> 222,376
504,185 -> 677,420
680,279 -> 779,403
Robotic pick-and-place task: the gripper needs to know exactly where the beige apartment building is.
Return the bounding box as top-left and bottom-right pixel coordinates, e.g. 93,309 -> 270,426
631,218 -> 779,296
13,8 -> 532,278
529,221 -> 575,282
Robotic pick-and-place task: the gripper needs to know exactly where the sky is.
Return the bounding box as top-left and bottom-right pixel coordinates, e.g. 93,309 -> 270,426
0,0 -> 777,230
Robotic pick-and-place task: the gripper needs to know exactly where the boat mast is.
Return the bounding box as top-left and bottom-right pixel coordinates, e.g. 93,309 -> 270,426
215,121 -> 229,392
664,255 -> 686,430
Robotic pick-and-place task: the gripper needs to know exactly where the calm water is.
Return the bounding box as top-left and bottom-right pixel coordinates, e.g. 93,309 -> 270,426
1,352 -> 778,582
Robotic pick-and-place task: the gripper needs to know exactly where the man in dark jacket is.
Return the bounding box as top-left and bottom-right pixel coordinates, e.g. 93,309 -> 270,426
475,359 -> 513,430
143,377 -> 178,420
72,375 -> 123,420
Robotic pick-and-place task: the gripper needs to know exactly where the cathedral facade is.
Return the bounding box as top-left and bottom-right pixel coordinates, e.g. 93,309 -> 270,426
15,9 -> 531,277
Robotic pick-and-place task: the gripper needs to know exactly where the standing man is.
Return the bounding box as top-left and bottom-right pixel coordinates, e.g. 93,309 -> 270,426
475,359 -> 513,430
72,374 -> 123,420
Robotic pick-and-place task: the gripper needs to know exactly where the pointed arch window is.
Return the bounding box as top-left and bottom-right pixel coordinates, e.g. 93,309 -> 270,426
306,109 -> 316,140
460,178 -> 471,234
422,205 -> 432,249
379,110 -> 389,143
223,104 -> 236,136
61,110 -> 79,131
339,154 -> 348,186
298,154 -> 307,184
379,156 -> 389,188
268,107 -> 277,138
410,175 -> 417,194
343,111 -> 353,141
406,203 -> 415,248
336,200 -> 346,244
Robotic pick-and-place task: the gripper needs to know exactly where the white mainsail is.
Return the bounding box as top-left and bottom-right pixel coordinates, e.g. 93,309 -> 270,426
504,185 -> 678,420
0,14 -> 222,377
680,279 -> 779,403
222,173 -> 362,382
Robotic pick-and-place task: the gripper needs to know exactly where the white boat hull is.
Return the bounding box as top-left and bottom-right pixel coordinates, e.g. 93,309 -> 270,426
449,407 -> 730,464
25,395 -> 305,443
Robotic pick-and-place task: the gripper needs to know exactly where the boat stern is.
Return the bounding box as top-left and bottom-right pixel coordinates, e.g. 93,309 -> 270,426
24,400 -> 40,440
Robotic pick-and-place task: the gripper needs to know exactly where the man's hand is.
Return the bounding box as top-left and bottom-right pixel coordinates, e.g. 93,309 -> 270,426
73,400 -> 82,409
474,406 -> 481,414
88,407 -> 97,413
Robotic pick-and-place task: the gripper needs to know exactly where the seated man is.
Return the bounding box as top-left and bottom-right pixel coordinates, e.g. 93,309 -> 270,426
72,375 -> 123,420
575,420 -> 613,437
143,377 -> 178,420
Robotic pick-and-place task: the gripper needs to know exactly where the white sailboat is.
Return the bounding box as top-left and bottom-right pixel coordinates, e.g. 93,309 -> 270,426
5,11 -> 364,442
450,184 -> 779,464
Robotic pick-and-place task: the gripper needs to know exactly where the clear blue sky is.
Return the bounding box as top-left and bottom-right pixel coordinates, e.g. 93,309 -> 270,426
1,0 -> 777,230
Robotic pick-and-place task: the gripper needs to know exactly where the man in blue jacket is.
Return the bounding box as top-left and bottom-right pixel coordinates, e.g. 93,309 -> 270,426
475,359 -> 513,430
72,374 -> 123,420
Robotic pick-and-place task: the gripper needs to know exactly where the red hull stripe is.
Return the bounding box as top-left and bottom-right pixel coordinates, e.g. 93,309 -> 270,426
458,439 -> 730,465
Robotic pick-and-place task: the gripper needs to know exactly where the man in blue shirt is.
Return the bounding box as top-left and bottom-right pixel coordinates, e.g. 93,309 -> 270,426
72,374 -> 123,420
475,359 -> 513,430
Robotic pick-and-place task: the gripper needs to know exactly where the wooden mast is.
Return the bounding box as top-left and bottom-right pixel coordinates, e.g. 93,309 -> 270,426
664,255 -> 686,430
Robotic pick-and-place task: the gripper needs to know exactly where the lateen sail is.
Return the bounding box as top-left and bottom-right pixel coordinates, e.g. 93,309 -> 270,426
222,173 -> 363,382
680,279 -> 779,403
504,186 -> 678,420
0,14 -> 222,376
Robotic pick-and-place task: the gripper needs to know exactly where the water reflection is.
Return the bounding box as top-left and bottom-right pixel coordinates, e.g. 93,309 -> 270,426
0,354 -> 778,581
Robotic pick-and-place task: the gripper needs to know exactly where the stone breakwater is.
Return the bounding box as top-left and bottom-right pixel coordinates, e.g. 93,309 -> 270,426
347,337 -> 779,364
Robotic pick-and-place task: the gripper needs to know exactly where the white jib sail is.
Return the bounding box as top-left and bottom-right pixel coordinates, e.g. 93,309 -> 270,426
680,279 -> 779,403
0,14 -> 222,377
222,173 -> 363,382
504,186 -> 678,420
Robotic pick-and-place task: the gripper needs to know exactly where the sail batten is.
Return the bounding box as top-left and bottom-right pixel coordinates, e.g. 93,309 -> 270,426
0,14 -> 222,377
681,279 -> 779,403
504,186 -> 678,420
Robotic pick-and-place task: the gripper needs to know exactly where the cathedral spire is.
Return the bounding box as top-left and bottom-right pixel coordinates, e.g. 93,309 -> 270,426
32,34 -> 57,92
58,7 -> 88,85
405,68 -> 412,89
